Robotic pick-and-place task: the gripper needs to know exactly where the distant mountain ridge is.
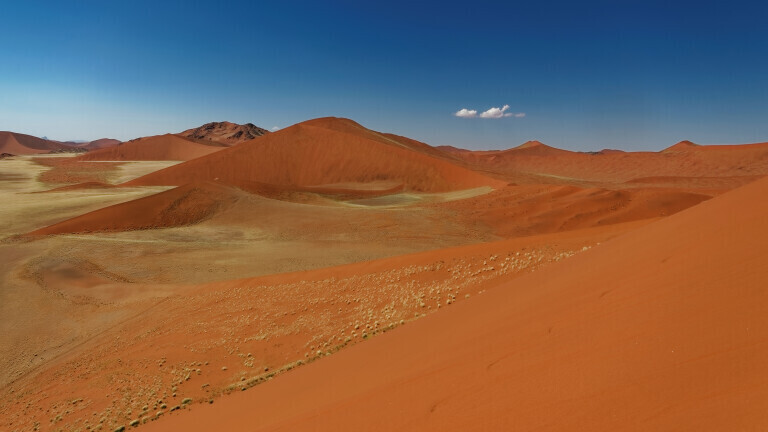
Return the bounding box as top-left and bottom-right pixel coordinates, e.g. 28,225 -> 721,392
181,121 -> 269,145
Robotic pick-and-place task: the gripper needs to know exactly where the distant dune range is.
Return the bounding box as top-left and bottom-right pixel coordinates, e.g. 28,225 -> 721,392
440,139 -> 768,189
124,118 -> 505,192
0,121 -> 271,158
72,138 -> 121,151
0,131 -> 73,154
24,118 -> 768,236
0,131 -> 121,155
73,121 -> 272,162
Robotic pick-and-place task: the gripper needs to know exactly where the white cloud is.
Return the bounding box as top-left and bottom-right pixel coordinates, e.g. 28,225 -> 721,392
271,126 -> 280,131
480,104 -> 511,118
455,105 -> 525,119
454,108 -> 478,118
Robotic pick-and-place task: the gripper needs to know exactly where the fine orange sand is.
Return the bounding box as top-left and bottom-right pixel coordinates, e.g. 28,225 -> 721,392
446,139 -> 768,190
141,172 -> 768,432
2,117 -> 767,432
2,221 -> 642,431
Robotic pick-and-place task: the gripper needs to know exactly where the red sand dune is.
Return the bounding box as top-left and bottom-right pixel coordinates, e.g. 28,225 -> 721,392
662,139 -> 700,153
2,219 -> 641,432
449,140 -> 768,187
76,138 -> 121,150
181,121 -> 269,145
78,134 -> 225,161
434,184 -> 711,237
0,131 -> 74,154
509,140 -> 573,156
379,132 -> 463,161
126,118 -> 504,192
29,182 -> 239,235
144,175 -> 768,431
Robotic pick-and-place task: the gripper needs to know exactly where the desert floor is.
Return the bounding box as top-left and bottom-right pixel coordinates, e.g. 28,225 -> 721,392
1,133 -> 765,431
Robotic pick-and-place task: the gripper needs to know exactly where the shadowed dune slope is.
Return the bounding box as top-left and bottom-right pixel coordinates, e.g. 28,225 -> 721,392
28,182 -> 239,235
451,140 -> 768,186
0,131 -> 73,154
78,134 -> 224,161
146,175 -> 768,431
126,118 -> 504,192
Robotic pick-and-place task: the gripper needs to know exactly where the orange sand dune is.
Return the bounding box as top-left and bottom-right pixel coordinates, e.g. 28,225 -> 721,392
29,182 -> 239,235
435,184 -> 711,237
126,118 -> 504,192
0,131 -> 74,154
662,139 -> 700,152
76,138 -> 121,150
2,220 -> 640,432
78,134 -> 225,161
144,175 -> 768,431
450,140 -> 768,187
507,140 -> 573,156
181,121 -> 269,145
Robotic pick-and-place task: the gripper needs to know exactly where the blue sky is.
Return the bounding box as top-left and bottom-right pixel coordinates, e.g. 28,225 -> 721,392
1,0 -> 766,150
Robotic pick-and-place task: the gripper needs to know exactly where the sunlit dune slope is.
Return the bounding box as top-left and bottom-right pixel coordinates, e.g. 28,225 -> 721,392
145,175 -> 768,431
125,118 -> 504,192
